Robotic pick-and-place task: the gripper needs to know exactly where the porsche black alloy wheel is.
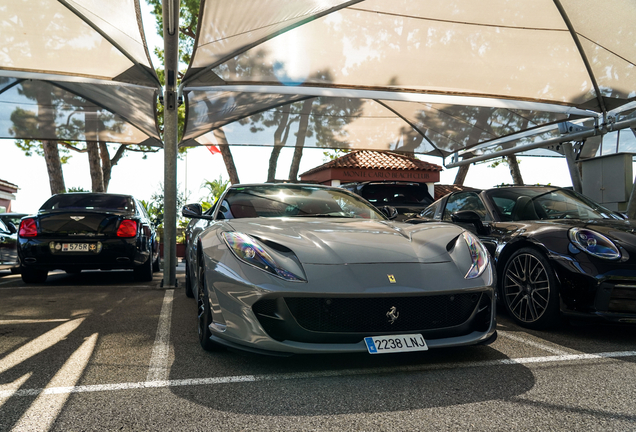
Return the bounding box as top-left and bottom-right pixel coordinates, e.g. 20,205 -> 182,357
502,247 -> 560,329
197,264 -> 221,351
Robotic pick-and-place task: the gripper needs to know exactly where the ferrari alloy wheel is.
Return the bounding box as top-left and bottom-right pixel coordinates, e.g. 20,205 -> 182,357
197,264 -> 220,351
502,248 -> 560,329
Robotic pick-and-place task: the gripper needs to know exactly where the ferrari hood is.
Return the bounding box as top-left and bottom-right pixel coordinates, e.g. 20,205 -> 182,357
225,218 -> 463,265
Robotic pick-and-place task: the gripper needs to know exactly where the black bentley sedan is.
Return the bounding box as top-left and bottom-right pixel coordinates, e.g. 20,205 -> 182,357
18,193 -> 159,283
420,186 -> 636,329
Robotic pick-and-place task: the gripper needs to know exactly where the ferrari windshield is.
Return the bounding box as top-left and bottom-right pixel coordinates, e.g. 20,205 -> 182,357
218,185 -> 385,220
487,188 -> 624,221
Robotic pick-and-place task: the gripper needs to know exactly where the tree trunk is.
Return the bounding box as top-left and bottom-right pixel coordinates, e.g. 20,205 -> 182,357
36,86 -> 65,194
99,141 -> 113,191
454,164 -> 470,186
87,141 -> 104,192
267,109 -> 291,182
506,155 -> 524,185
288,99 -> 314,181
213,128 -> 240,184
42,140 -> 66,194
454,108 -> 496,186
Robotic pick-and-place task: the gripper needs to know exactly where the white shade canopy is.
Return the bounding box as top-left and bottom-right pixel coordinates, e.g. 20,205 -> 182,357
0,0 -> 162,146
182,0 -> 636,160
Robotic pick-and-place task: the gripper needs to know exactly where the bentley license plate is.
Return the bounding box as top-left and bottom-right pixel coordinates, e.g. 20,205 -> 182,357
364,334 -> 428,354
61,243 -> 90,252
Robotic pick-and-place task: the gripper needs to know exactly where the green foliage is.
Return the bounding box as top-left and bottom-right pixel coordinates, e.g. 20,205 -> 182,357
323,148 -> 351,162
66,186 -> 89,192
487,157 -> 522,169
14,139 -> 73,164
142,184 -> 189,242
201,175 -> 229,203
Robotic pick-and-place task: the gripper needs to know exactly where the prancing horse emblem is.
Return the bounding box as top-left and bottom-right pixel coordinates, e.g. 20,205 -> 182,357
386,306 -> 399,324
387,274 -> 396,283
70,216 -> 85,221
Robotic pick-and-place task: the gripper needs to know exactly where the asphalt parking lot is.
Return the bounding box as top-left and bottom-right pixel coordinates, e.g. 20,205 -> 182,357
1,266 -> 635,432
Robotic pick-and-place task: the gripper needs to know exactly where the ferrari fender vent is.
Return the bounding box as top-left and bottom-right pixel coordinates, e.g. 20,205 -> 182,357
284,293 -> 481,333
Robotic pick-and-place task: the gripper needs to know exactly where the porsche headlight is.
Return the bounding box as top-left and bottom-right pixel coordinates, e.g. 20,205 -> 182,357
222,232 -> 306,281
462,231 -> 489,279
568,228 -> 620,260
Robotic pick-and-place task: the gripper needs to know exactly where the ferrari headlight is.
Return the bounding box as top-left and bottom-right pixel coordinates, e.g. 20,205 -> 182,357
462,231 -> 489,279
568,228 -> 620,260
222,232 -> 305,281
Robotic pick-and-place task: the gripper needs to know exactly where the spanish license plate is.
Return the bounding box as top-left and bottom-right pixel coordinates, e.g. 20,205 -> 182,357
364,334 -> 428,354
61,243 -> 90,252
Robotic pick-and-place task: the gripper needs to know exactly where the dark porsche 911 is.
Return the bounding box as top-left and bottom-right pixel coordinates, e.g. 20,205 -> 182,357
18,193 -> 159,283
421,186 -> 636,329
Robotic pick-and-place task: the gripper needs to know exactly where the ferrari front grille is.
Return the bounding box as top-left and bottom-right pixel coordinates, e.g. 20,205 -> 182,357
283,293 -> 481,333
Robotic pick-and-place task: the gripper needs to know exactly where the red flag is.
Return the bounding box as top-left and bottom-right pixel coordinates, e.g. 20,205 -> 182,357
206,145 -> 221,155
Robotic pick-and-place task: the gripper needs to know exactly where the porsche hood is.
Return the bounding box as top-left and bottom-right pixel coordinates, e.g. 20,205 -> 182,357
224,218 -> 464,265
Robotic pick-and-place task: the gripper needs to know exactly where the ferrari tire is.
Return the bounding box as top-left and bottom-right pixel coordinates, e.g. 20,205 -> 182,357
134,253 -> 153,282
501,247 -> 560,330
197,264 -> 222,351
21,268 -> 48,284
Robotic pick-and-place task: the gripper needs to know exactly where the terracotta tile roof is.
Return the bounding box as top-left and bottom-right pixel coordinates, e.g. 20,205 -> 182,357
300,150 -> 442,177
0,179 -> 19,190
434,184 -> 480,200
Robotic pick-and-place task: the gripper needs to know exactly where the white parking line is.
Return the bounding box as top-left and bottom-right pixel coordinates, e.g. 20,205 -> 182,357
0,285 -> 154,290
11,333 -> 98,432
146,289 -> 174,382
2,350 -> 635,399
0,319 -> 85,375
498,331 -> 572,355
0,319 -> 70,325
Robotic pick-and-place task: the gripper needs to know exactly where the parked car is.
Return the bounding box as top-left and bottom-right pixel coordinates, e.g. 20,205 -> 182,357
0,213 -> 27,231
18,193 -> 159,283
341,181 -> 434,221
420,186 -> 636,329
181,183 -> 496,356
0,217 -> 19,273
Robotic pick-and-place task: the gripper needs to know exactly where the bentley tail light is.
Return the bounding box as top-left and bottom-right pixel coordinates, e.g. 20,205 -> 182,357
117,220 -> 137,238
19,218 -> 38,237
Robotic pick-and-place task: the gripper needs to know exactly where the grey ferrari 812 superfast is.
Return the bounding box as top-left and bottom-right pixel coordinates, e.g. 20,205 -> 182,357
182,183 -> 496,356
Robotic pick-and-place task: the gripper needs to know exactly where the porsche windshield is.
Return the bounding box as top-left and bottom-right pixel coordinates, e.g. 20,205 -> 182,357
487,188 -> 623,221
218,185 -> 385,220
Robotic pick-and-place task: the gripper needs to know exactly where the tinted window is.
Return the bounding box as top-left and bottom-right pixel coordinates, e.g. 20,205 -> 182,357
442,192 -> 489,221
487,188 -> 622,221
360,184 -> 433,206
421,200 -> 442,219
41,194 -> 135,212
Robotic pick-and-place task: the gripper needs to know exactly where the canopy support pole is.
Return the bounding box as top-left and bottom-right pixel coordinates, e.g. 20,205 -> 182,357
444,117 -> 636,169
562,142 -> 582,193
162,0 -> 180,288
627,173 -> 636,220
